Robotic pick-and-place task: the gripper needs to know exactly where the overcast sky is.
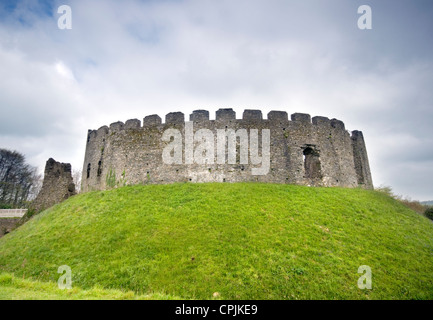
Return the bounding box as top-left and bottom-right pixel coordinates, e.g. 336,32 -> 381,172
0,0 -> 432,200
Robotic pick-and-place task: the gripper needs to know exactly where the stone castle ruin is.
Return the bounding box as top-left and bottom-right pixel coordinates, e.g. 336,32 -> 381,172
81,109 -> 373,192
32,158 -> 76,213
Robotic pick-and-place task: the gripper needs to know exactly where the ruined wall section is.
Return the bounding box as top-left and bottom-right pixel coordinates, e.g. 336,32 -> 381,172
81,109 -> 372,192
32,158 -> 76,212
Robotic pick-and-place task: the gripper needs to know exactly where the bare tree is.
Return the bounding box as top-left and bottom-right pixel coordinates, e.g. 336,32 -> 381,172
0,148 -> 39,208
28,170 -> 43,201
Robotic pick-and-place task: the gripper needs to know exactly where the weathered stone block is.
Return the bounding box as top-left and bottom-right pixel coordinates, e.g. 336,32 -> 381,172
125,119 -> 141,129
143,114 -> 162,126
268,111 -> 288,122
216,108 -> 236,120
166,112 -> 185,124
110,121 -> 124,132
312,116 -> 330,125
331,119 -> 345,130
243,110 -> 262,120
291,113 -> 311,123
190,110 -> 209,121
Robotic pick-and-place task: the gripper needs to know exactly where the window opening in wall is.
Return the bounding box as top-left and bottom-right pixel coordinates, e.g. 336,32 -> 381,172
97,161 -> 102,177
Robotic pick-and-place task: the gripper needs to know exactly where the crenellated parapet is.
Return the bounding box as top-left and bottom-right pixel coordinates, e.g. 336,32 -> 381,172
86,109 -> 349,133
82,109 -> 372,192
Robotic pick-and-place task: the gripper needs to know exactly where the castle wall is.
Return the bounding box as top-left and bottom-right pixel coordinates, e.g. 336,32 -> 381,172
81,109 -> 372,192
32,158 -> 76,212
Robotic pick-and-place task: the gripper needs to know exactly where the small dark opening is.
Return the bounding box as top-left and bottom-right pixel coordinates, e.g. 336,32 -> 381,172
87,163 -> 91,179
97,161 -> 102,177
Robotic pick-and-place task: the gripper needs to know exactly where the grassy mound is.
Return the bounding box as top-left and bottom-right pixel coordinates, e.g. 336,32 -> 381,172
1,183 -> 433,299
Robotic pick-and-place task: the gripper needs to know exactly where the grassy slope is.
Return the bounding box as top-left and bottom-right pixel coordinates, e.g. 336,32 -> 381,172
0,273 -> 177,300
0,183 -> 433,300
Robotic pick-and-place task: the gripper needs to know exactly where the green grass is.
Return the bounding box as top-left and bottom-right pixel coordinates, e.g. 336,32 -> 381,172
0,272 -> 177,300
1,183 -> 433,299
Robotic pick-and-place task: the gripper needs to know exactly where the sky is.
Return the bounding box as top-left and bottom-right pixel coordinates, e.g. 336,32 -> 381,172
0,0 -> 432,201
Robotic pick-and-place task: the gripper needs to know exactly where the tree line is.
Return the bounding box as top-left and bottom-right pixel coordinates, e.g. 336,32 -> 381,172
0,148 -> 41,209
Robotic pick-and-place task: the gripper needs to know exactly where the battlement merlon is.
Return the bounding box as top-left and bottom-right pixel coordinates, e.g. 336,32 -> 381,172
190,110 -> 209,121
110,121 -> 124,132
166,112 -> 185,124
216,108 -> 236,121
243,110 -> 263,120
268,111 -> 288,122
291,113 -> 311,123
331,119 -> 345,131
312,116 -> 330,125
143,114 -> 162,127
125,119 -> 141,129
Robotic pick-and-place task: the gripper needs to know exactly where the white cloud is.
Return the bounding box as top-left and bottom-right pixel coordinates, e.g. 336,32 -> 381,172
55,61 -> 75,80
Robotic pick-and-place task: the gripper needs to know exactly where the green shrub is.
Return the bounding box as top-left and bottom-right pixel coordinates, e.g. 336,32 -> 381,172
425,207 -> 433,221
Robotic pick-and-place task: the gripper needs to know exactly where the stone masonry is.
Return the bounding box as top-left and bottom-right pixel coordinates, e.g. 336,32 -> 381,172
0,218 -> 20,238
32,158 -> 76,212
81,109 -> 373,192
